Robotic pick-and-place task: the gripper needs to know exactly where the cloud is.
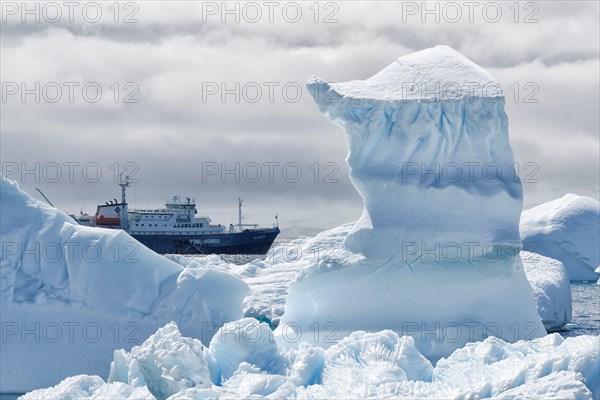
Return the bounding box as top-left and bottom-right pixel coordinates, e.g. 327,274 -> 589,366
1,1 -> 598,229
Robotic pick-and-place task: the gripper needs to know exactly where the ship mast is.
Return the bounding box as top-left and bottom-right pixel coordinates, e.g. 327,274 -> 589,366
119,173 -> 130,204
118,174 -> 131,230
238,197 -> 243,228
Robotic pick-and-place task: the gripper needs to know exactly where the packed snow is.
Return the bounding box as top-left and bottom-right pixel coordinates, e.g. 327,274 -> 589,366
0,176 -> 248,393
21,321 -> 600,400
521,251 -> 572,331
521,193 -> 600,281
333,44 -> 501,100
276,45 -> 545,358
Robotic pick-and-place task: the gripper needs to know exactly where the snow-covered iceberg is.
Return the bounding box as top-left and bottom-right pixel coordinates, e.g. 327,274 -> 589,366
521,193 -> 600,281
521,251 -> 572,331
276,46 -> 545,359
179,222 -> 575,336
21,321 -> 600,399
0,176 -> 249,393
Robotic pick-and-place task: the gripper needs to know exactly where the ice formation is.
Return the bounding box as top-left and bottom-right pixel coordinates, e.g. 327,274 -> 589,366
107,322 -> 213,399
521,193 -> 600,281
521,251 -> 572,331
175,222 -> 577,336
21,321 -> 600,399
0,176 -> 248,393
275,45 -> 545,358
18,375 -> 154,400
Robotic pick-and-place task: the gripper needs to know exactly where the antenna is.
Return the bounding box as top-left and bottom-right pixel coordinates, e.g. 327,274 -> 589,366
118,173 -> 131,204
35,188 -> 55,207
116,173 -> 132,231
238,197 -> 243,228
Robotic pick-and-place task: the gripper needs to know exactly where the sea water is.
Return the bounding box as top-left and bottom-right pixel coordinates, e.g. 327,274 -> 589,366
560,282 -> 600,337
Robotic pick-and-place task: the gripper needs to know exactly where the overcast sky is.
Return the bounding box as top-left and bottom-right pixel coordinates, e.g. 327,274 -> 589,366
1,1 -> 598,232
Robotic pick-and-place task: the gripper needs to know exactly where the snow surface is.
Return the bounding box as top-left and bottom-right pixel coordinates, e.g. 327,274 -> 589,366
174,222 -> 575,337
0,176 -> 249,393
521,251 -> 572,332
276,45 -> 545,358
21,321 -> 600,399
18,375 -> 153,400
333,45 -> 501,100
521,193 -> 600,281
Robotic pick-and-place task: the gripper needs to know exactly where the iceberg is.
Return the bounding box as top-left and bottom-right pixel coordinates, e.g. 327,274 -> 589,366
21,321 -> 600,399
275,46 -> 545,359
0,176 -> 249,393
181,222 -> 577,336
521,193 -> 600,281
521,251 -> 572,331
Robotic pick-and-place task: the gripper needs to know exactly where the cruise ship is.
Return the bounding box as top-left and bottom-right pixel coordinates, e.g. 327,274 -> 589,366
92,176 -> 280,255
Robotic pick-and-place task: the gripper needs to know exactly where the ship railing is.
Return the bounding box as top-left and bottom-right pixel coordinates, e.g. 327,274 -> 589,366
165,200 -> 196,206
233,224 -> 260,232
129,208 -> 175,214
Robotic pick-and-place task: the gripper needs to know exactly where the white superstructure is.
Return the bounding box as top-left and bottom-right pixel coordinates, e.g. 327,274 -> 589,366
127,195 -> 225,236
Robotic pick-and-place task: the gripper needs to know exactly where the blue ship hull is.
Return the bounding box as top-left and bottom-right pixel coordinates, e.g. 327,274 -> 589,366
132,227 -> 280,255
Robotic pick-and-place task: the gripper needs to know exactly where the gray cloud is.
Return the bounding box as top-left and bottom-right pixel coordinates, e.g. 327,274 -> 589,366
1,1 -> 598,229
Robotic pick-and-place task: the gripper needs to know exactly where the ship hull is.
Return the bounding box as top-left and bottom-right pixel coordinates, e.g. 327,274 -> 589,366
131,227 -> 280,255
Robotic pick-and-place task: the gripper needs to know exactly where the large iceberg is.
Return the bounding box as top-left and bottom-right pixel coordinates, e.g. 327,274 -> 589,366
275,46 -> 545,359
180,221 -> 574,336
0,176 -> 249,393
521,193 -> 600,281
